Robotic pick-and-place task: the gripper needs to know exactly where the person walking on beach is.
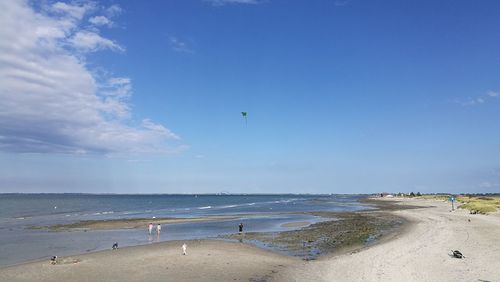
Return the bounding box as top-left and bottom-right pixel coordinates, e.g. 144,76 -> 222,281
148,223 -> 153,235
238,223 -> 244,234
157,223 -> 162,236
182,243 -> 187,255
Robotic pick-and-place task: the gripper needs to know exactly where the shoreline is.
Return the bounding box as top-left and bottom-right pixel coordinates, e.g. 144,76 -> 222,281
2,198 -> 411,266
28,198 -> 413,261
3,197 -> 497,281
0,199 -> 500,281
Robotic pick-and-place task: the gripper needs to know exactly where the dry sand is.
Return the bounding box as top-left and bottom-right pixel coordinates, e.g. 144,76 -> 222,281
273,198 -> 500,282
0,240 -> 296,282
1,198 -> 499,281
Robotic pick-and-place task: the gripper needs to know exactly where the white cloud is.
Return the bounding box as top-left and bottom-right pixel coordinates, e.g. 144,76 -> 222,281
0,1 -> 182,155
104,77 -> 132,97
70,30 -> 123,52
455,98 -> 481,106
106,4 -> 123,17
51,1 -> 95,20
487,90 -> 499,97
89,15 -> 112,27
169,37 -> 193,53
88,4 -> 123,28
457,90 -> 500,106
334,0 -> 353,6
478,182 -> 499,188
206,0 -> 260,6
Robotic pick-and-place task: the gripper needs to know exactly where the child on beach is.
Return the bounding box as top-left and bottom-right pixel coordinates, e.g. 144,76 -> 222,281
148,223 -> 153,235
156,223 -> 161,235
238,223 -> 243,234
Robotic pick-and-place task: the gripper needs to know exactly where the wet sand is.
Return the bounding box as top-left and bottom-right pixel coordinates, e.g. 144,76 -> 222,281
226,210 -> 405,260
32,216 -> 239,231
280,221 -> 311,228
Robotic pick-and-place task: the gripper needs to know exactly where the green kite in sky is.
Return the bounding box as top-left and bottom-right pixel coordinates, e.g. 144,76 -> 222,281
241,112 -> 247,126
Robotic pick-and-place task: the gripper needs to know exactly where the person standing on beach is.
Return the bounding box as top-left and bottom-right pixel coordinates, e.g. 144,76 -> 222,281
238,223 -> 243,234
157,223 -> 162,236
148,223 -> 153,235
182,243 -> 187,255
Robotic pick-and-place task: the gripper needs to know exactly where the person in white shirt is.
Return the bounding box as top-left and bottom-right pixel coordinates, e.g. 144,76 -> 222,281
156,223 -> 161,235
182,243 -> 187,255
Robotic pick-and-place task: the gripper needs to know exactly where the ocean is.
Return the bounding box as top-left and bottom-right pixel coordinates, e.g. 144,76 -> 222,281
0,194 -> 371,266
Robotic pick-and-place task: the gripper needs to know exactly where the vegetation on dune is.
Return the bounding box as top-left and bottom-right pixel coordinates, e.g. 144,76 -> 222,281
456,196 -> 500,214
414,194 -> 450,201
413,194 -> 500,214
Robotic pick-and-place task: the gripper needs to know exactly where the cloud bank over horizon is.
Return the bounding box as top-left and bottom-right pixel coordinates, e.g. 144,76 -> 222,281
0,1 -> 181,155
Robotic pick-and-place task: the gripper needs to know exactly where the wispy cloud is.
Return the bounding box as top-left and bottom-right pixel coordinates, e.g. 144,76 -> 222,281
126,159 -> 152,163
169,36 -> 194,53
456,90 -> 500,106
0,1 -> 182,155
487,90 -> 499,98
50,1 -> 95,20
89,4 -> 123,27
88,4 -> 123,28
106,4 -> 123,17
70,30 -> 123,52
205,0 -> 260,6
478,181 -> 499,189
89,15 -> 112,27
334,0 -> 353,6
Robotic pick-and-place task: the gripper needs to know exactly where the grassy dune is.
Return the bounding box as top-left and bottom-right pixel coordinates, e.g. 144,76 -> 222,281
456,196 -> 500,214
414,194 -> 500,214
414,194 -> 450,201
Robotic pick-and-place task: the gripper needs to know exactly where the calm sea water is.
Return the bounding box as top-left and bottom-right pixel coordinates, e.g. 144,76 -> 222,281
0,194 -> 370,266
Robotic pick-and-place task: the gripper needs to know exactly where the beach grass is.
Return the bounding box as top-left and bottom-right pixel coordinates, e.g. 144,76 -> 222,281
456,196 -> 500,214
412,194 -> 500,214
415,194 -> 451,201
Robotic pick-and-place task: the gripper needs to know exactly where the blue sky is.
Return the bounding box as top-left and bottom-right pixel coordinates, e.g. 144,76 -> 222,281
0,0 -> 499,194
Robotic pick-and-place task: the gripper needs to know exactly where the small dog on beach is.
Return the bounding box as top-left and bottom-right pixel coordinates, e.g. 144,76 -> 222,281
50,256 -> 57,265
182,243 -> 187,255
451,250 -> 465,259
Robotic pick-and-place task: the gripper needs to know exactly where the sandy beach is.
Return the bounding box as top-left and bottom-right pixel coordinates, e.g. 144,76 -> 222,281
274,198 -> 500,281
1,198 -> 499,282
